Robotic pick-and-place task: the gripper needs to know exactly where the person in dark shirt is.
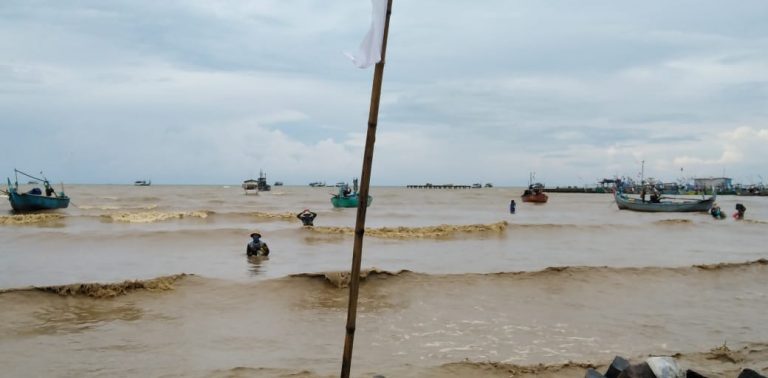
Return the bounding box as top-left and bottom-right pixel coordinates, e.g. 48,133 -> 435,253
297,209 -> 317,226
247,233 -> 270,256
509,200 -> 516,214
733,203 -> 746,220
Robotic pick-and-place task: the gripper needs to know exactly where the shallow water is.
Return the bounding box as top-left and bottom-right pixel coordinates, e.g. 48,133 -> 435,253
1,185 -> 767,376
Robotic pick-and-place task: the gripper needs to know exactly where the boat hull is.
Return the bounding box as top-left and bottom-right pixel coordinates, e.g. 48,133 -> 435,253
8,191 -> 70,212
614,191 -> 714,212
521,193 -> 548,203
331,195 -> 373,208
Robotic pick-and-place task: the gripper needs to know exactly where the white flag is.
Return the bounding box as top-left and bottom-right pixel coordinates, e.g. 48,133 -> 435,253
345,0 -> 388,69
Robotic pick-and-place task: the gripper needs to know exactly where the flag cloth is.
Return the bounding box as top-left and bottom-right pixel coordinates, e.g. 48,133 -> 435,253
345,0 -> 388,69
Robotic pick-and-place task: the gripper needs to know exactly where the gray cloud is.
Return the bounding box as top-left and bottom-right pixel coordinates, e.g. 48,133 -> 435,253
1,0 -> 767,186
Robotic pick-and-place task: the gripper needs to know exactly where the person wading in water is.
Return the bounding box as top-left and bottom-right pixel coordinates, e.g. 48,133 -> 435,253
297,209 -> 317,227
246,233 -> 270,256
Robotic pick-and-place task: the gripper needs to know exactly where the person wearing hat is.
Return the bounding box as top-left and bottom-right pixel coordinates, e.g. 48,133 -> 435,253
247,232 -> 270,256
297,209 -> 317,227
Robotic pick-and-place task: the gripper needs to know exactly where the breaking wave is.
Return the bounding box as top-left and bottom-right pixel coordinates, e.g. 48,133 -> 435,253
286,259 -> 768,288
77,204 -> 158,211
653,218 -> 693,225
428,342 -> 768,378
0,213 -> 65,225
311,221 -> 509,239
290,268 -> 410,288
101,210 -> 213,223
0,274 -> 190,299
248,211 -> 296,220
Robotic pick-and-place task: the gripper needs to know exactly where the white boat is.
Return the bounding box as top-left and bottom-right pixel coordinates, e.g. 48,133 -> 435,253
614,191 -> 715,212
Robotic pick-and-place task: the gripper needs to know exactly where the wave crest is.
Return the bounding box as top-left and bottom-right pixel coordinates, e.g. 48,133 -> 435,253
0,214 -> 65,225
290,268 -> 410,288
102,211 -> 212,223
311,221 -> 508,239
250,211 -> 297,220
0,274 -> 190,298
653,219 -> 693,225
285,259 -> 768,289
693,258 -> 768,271
78,204 -> 158,210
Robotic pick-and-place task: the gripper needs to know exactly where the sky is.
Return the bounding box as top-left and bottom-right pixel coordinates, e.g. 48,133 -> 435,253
1,1 -> 767,186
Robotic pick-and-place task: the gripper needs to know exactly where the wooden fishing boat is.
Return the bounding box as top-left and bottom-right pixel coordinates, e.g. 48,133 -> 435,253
5,171 -> 70,212
522,183 -> 548,203
521,172 -> 548,203
242,179 -> 258,194
242,171 -> 271,194
331,179 -> 372,208
613,190 -> 715,212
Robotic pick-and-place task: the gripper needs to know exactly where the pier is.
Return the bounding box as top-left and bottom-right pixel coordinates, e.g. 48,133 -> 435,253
407,184 -> 474,189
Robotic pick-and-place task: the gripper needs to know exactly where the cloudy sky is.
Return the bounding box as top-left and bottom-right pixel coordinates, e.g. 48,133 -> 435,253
1,1 -> 766,186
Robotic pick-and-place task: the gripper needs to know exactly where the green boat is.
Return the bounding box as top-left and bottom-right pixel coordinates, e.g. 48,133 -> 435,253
5,170 -> 70,212
331,179 -> 372,208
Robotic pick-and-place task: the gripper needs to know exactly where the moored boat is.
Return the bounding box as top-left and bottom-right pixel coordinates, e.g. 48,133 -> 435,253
242,179 -> 259,193
521,184 -> 548,203
613,190 -> 715,212
521,173 -> 548,203
5,170 -> 70,212
331,179 -> 372,208
243,170 -> 271,194
134,180 -> 151,186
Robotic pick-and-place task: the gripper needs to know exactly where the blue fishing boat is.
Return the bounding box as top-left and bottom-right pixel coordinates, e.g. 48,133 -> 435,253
331,179 -> 372,208
5,170 -> 70,212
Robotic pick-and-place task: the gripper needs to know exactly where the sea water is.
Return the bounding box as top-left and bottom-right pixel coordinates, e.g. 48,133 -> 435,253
1,185 -> 767,377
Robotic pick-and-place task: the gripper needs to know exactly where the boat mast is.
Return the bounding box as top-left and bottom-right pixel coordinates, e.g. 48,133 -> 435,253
340,1 -> 393,377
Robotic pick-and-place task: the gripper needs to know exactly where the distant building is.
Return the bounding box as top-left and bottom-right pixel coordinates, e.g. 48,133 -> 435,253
693,177 -> 732,191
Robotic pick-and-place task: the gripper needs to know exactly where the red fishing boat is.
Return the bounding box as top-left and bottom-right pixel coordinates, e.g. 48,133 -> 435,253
521,173 -> 548,203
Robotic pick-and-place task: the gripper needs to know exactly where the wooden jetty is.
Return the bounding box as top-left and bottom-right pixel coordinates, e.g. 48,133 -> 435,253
407,183 -> 474,189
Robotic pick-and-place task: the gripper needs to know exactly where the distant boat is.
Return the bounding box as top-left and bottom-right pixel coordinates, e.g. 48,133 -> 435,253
243,170 -> 271,194
309,181 -> 326,187
256,170 -> 271,191
5,170 -> 70,212
331,179 -> 372,208
335,182 -> 346,187
134,180 -> 151,186
614,190 -> 715,212
485,183 -> 493,188
472,183 -> 482,188
521,173 -> 548,203
522,183 -> 548,203
273,181 -> 284,186
242,179 -> 258,193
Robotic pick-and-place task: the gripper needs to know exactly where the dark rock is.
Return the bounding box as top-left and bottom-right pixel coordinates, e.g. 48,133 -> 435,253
586,367 -> 607,378
617,362 -> 655,378
686,369 -> 708,378
605,356 -> 631,378
738,369 -> 766,378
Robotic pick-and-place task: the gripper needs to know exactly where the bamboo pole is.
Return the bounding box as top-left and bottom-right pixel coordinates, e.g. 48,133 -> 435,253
340,0 -> 393,377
